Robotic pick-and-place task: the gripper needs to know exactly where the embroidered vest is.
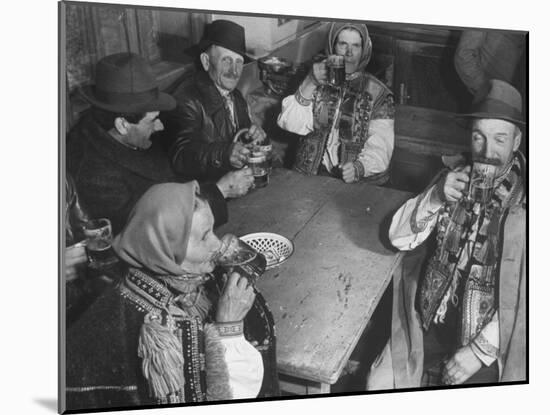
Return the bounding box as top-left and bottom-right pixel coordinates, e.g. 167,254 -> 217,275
119,268 -> 280,401
294,73 -> 392,176
120,269 -> 211,404
418,157 -> 525,346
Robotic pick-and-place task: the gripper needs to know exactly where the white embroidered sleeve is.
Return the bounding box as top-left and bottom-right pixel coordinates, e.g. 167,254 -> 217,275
356,119 -> 394,176
389,186 -> 444,251
277,94 -> 314,136
471,312 -> 500,366
220,335 -> 264,399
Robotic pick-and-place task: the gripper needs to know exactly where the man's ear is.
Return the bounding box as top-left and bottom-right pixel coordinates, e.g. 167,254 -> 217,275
200,52 -> 210,71
513,128 -> 522,152
114,117 -> 129,136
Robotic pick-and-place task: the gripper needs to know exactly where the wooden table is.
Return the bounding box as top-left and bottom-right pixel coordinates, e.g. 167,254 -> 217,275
217,169 -> 412,394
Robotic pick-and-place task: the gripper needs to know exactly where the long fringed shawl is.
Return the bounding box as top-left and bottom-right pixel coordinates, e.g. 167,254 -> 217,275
138,313 -> 185,402
120,268 -> 232,403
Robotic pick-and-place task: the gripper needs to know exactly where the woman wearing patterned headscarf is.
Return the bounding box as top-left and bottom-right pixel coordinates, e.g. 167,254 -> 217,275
278,22 -> 394,184
65,182 -> 278,411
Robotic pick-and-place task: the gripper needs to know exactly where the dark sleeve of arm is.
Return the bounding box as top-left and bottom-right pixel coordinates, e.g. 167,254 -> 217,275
199,182 -> 228,228
161,101 -> 233,179
78,175 -> 136,235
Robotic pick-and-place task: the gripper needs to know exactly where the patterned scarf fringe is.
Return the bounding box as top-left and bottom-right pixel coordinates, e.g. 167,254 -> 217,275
204,323 -> 233,401
138,313 -> 185,401
433,269 -> 460,324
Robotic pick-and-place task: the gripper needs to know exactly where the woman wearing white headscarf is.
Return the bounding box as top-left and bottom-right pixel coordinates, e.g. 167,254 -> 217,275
65,182 -> 279,411
278,22 -> 394,184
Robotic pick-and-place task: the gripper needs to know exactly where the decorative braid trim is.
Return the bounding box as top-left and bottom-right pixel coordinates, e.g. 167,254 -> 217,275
214,321 -> 244,337
472,332 -> 499,359
352,160 -> 365,181
295,86 -> 313,106
121,269 -> 172,312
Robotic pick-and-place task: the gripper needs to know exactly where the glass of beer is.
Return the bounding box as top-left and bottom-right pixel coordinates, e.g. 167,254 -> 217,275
247,152 -> 269,188
214,234 -> 267,287
327,55 -> 345,88
83,218 -> 117,269
468,158 -> 499,204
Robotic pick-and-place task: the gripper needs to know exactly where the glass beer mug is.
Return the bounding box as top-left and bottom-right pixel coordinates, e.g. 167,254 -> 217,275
247,152 -> 269,188
214,234 -> 267,287
467,158 -> 499,205
326,55 -> 345,88
83,218 -> 118,270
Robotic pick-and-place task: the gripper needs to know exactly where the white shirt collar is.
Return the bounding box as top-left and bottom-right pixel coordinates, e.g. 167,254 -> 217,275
215,84 -> 232,98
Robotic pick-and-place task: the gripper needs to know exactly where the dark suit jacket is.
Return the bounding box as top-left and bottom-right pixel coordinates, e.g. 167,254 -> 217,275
160,71 -> 251,181
66,112 -> 227,235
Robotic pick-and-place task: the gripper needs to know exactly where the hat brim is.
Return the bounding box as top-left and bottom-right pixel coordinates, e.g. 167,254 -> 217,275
456,111 -> 525,126
80,85 -> 177,114
185,40 -> 254,64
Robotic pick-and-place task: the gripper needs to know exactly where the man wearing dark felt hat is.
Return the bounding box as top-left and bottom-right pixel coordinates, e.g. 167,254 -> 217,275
159,20 -> 265,193
367,79 -> 526,389
66,52 -> 228,234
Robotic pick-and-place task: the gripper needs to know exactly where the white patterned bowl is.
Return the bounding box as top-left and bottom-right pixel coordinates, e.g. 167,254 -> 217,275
239,232 -> 294,269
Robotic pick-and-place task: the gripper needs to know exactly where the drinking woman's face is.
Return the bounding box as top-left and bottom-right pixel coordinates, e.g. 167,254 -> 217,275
180,200 -> 222,274
334,29 -> 363,74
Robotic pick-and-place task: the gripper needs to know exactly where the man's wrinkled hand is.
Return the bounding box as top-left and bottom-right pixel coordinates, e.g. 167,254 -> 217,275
435,165 -> 471,203
229,142 -> 250,168
298,61 -> 327,99
442,345 -> 483,385
66,243 -> 88,282
216,168 -> 254,199
341,162 -> 357,183
216,272 -> 256,323
247,124 -> 267,145
311,61 -> 328,86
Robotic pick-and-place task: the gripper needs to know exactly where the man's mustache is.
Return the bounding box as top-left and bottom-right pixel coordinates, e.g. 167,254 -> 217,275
472,155 -> 502,166
222,72 -> 240,80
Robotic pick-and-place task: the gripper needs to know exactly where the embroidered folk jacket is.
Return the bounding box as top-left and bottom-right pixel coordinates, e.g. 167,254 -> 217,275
366,154 -> 526,389
65,268 -> 279,411
279,72 -> 394,183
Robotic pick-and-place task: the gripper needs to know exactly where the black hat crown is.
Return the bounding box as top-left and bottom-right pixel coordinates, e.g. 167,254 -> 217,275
80,52 -> 175,113
192,20 -> 252,63
462,79 -> 524,125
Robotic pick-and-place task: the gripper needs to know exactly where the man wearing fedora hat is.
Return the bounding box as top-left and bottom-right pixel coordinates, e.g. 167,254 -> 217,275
160,20 -> 266,183
67,52 -> 239,234
366,79 -> 526,389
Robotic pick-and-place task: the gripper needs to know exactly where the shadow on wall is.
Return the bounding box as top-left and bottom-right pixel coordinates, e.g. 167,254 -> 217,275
157,33 -> 196,64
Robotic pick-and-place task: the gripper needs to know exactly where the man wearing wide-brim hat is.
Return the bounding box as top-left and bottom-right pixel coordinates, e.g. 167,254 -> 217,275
66,52 -> 228,234
159,20 -> 266,191
367,79 -> 526,389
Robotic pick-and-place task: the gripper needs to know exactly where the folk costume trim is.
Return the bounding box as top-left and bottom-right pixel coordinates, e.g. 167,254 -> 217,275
118,268 -> 229,404
295,86 -> 313,106
294,72 -> 393,176
215,321 -> 244,337
417,155 -> 524,347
